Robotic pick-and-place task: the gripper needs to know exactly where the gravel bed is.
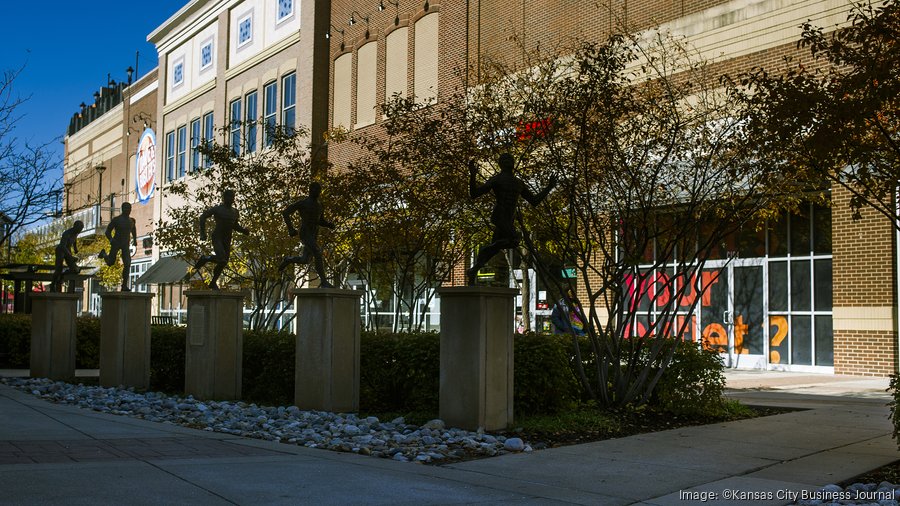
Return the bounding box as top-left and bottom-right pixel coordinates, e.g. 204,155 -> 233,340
794,482 -> 900,505
0,377 -> 531,464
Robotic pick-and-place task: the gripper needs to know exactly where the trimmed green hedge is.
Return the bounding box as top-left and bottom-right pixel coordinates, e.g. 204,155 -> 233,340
149,325 -> 186,394
0,314 -> 102,369
242,329 -> 295,405
0,314 -> 30,368
0,314 -> 726,418
890,374 -> 900,451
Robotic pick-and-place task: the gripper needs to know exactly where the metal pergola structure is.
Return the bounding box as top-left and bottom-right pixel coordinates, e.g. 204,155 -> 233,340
0,264 -> 94,314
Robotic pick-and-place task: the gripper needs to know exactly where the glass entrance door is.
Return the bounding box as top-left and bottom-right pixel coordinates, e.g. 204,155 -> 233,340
699,260 -> 766,368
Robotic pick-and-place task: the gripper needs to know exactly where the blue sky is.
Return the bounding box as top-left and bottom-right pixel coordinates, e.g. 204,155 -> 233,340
3,1 -> 187,179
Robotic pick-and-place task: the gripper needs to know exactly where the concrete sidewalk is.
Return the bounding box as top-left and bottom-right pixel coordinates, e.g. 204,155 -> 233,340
0,373 -> 897,505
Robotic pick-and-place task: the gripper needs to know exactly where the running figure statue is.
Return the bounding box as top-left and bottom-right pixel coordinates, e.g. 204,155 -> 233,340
278,182 -> 335,288
195,189 -> 249,290
466,153 -> 556,285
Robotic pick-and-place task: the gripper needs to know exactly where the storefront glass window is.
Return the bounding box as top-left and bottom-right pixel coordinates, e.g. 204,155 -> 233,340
791,315 -> 812,364
790,260 -> 811,311
768,261 -> 787,311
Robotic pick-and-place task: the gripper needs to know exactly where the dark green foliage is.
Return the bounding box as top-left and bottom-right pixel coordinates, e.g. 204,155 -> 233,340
651,340 -> 727,416
149,325 -> 185,394
242,329 -> 295,405
357,331 -> 583,416
0,313 -> 728,419
0,314 -> 31,367
514,333 -> 580,415
75,316 -> 100,369
890,374 -> 900,450
0,314 -> 101,369
359,331 -> 440,414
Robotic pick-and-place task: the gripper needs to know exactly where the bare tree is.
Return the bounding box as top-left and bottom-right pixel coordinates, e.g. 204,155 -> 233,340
458,32 -> 805,408
0,67 -> 61,254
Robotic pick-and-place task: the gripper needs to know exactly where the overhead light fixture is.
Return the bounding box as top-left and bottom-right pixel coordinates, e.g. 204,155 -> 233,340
326,24 -> 346,51
378,0 -> 400,25
349,11 -> 371,39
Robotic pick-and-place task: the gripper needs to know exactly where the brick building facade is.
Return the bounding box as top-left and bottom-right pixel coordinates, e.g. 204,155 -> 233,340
41,0 -> 894,376
325,0 -> 897,376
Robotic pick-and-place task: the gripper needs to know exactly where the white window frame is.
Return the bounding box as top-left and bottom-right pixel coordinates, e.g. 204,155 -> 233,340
172,56 -> 185,88
230,98 -> 242,156
276,0 -> 294,24
263,81 -> 278,147
190,118 -> 201,173
245,90 -> 258,154
176,125 -> 187,179
202,112 -> 215,168
282,72 -> 296,134
237,12 -> 253,48
199,39 -> 214,72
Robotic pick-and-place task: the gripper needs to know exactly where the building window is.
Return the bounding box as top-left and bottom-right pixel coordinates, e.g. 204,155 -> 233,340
176,125 -> 187,178
200,41 -> 213,70
172,58 -> 185,87
414,13 -> 440,104
356,42 -> 377,127
203,112 -> 214,168
385,27 -> 409,102
766,203 -> 833,367
190,118 -> 201,173
230,99 -> 242,156
130,261 -> 151,293
238,14 -> 253,47
165,131 -> 175,182
277,0 -> 293,23
264,81 -> 277,147
333,55 -> 352,129
245,90 -> 258,154
282,72 -> 296,135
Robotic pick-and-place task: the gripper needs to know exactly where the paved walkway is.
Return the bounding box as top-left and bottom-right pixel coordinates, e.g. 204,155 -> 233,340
0,370 -> 896,505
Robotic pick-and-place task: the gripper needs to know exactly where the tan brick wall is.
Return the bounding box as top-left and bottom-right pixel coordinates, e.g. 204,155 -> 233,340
832,185 -> 898,376
834,330 -> 897,377
328,0 -> 900,378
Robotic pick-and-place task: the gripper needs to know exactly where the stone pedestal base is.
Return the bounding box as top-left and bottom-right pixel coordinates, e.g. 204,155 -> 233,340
100,292 -> 154,389
438,287 -> 517,431
292,288 -> 362,412
184,290 -> 244,400
30,293 -> 79,381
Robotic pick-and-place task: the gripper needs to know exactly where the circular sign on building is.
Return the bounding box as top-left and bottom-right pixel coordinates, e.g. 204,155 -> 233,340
135,128 -> 157,204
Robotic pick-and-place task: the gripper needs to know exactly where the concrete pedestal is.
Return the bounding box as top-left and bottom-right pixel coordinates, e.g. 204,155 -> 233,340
292,288 -> 362,412
438,286 -> 517,431
184,290 -> 245,400
99,292 -> 154,389
30,293 -> 79,381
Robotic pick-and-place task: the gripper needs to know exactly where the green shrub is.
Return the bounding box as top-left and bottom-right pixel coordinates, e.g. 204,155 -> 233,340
359,331 -> 440,414
0,314 -> 101,368
0,314 -> 31,367
651,339 -> 727,416
242,329 -> 295,405
890,374 -> 900,450
75,316 -> 100,369
150,325 -> 186,393
515,333 -> 580,415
